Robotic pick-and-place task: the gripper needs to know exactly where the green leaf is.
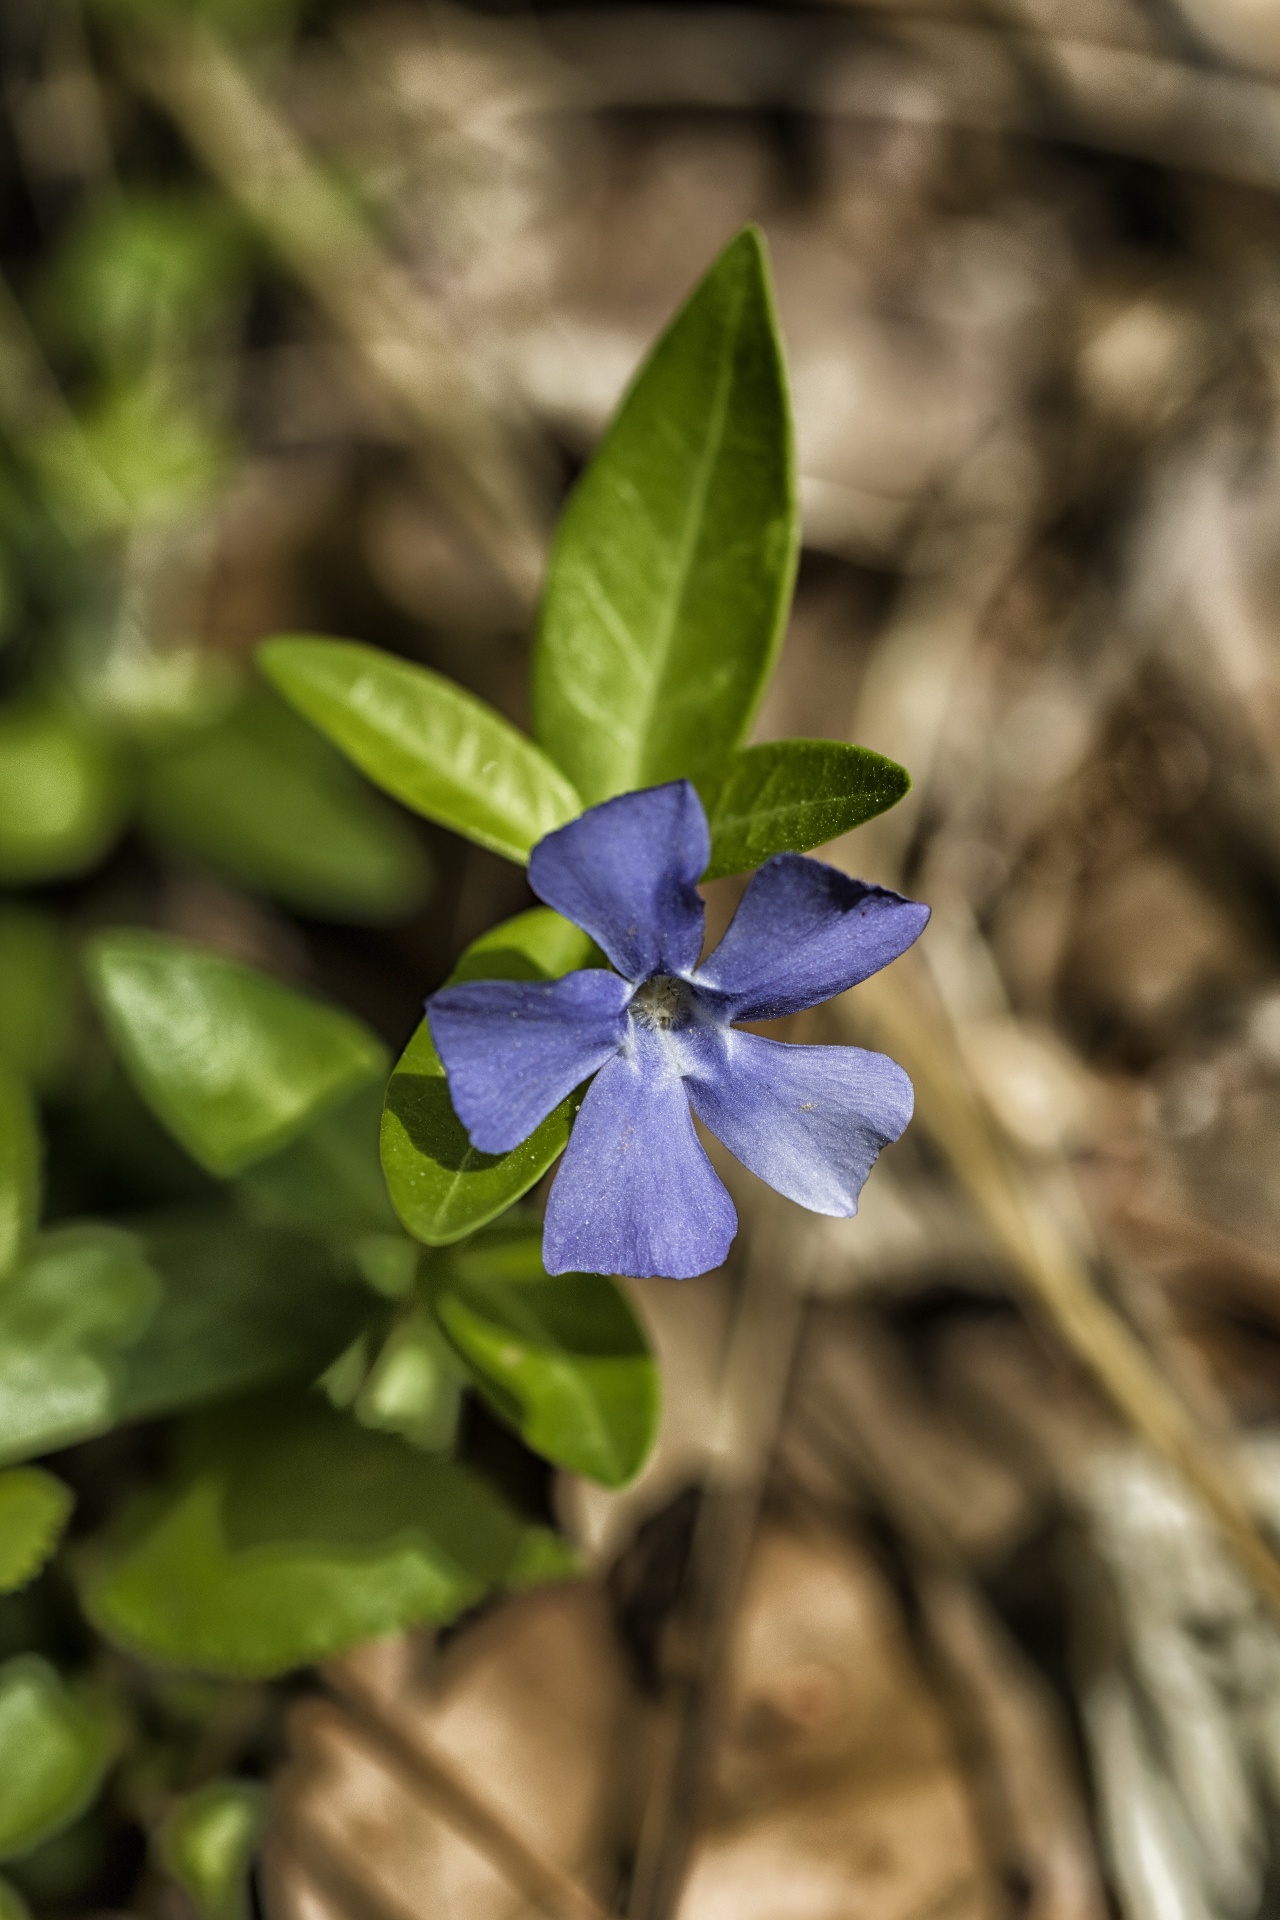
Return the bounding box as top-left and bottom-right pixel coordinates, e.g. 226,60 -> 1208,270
382,1029 -> 579,1250
115,1214 -> 373,1427
0,1658 -> 115,1862
39,378 -> 230,531
533,227 -> 797,805
0,700 -> 127,883
157,1781 -> 265,1920
87,931 -> 389,1176
0,1073 -> 39,1282
0,1472 -> 73,1594
380,908 -> 598,1247
0,1876 -> 30,1920
0,1219 -> 369,1467
446,907 -> 600,987
258,638 -> 581,864
353,1305 -> 465,1453
0,1226 -> 159,1465
140,688 -> 430,924
37,192 -> 248,376
83,1391 -> 575,1676
0,909 -> 79,1092
435,1225 -> 657,1487
700,739 -> 911,879
234,1081 -> 400,1242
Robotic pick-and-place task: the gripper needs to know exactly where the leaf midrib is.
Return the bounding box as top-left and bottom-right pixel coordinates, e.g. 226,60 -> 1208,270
613,266 -> 748,789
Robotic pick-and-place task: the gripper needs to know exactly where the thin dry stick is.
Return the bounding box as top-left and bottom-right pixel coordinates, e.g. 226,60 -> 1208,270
802,6 -> 1280,197
843,950 -> 1280,1620
273,1811 -> 438,1920
122,18 -> 546,602
626,1203 -> 808,1920
787,1322 -> 1106,1920
919,1574 -> 1107,1920
325,1665 -> 611,1920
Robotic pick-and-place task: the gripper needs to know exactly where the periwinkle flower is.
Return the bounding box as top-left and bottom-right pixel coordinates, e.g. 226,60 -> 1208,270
428,782 -> 929,1279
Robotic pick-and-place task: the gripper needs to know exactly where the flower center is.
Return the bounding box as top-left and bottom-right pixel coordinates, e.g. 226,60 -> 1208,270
630,973 -> 693,1031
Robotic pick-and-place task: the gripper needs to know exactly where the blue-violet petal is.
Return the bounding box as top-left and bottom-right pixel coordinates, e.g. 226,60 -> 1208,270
542,1027 -> 737,1279
684,1026 -> 914,1215
528,781 -> 709,984
428,969 -> 631,1154
695,854 -> 929,1021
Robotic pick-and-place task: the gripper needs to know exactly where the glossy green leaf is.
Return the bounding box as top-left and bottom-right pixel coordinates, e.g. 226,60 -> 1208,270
435,1226 -> 657,1487
382,1026 -> 579,1250
258,638 -> 581,864
0,1073 -> 39,1282
158,1781 -> 265,1920
381,908 -> 598,1247
87,931 -> 389,1176
0,909 -> 79,1092
700,739 -> 911,879
0,1658 -> 115,1862
0,1219 -> 369,1467
534,227 -> 797,805
0,1471 -> 73,1594
0,700 -> 127,883
141,688 -> 430,923
84,1391 -> 575,1676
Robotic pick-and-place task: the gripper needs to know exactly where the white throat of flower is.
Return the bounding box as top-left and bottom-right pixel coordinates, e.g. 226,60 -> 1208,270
629,973 -> 694,1031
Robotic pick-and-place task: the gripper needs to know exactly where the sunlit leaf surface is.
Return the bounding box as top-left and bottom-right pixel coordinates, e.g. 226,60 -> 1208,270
534,227 -> 797,805
88,931 -> 388,1176
701,739 -> 911,879
260,638 -> 581,863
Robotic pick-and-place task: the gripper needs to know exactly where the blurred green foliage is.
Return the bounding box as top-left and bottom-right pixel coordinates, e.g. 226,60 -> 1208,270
0,1474 -> 74,1596
157,1780 -> 266,1920
83,1390 -> 575,1674
0,1659 -> 116,1863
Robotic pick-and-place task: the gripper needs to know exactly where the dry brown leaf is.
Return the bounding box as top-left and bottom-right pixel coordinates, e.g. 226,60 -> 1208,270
676,1522 -> 998,1920
264,1583 -> 644,1920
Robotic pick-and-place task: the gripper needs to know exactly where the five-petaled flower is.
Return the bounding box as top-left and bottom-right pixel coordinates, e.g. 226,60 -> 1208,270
428,782 -> 929,1280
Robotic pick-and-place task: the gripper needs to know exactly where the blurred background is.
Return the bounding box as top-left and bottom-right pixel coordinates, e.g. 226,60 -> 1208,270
11,0 -> 1280,1915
